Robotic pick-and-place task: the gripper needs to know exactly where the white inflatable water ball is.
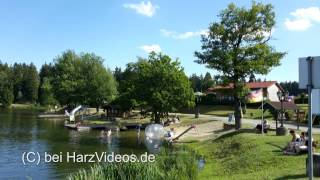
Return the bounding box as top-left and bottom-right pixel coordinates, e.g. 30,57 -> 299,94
145,124 -> 166,139
145,137 -> 162,153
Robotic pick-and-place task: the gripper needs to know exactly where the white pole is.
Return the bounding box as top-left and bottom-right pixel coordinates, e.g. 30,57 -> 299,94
307,57 -> 313,179
261,88 -> 264,135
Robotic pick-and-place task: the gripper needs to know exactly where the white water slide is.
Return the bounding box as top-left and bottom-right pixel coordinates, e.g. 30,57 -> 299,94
65,105 -> 83,122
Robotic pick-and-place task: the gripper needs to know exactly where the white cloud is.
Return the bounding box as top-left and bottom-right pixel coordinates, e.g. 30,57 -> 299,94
285,7 -> 320,31
291,7 -> 320,22
160,29 -> 208,40
285,19 -> 311,31
123,1 -> 158,17
140,44 -> 161,53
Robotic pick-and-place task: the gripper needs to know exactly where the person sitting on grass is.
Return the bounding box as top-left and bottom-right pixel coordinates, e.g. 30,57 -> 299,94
168,128 -> 175,138
165,128 -> 175,142
305,132 -> 317,151
290,129 -> 301,142
255,120 -> 269,133
295,131 -> 318,154
283,130 -> 301,155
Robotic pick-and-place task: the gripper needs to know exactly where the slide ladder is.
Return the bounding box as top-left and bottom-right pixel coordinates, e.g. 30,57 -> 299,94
172,125 -> 196,141
66,105 -> 83,122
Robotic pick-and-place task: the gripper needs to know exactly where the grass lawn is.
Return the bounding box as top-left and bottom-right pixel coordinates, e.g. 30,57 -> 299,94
297,104 -> 308,111
186,129 -> 319,180
70,127 -> 318,179
8,103 -> 47,111
172,115 -> 212,127
197,105 -> 274,120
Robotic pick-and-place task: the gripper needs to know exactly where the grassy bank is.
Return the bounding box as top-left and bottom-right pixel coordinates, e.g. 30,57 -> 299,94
69,104 -> 313,180
1,103 -> 48,111
68,129 -> 318,180
68,146 -> 198,180
187,129 -> 319,180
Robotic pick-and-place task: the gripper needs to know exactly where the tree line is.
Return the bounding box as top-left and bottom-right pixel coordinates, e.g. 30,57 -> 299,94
0,50 -> 118,110
188,72 -> 216,92
280,81 -> 307,96
0,62 -> 39,106
0,51 -> 194,123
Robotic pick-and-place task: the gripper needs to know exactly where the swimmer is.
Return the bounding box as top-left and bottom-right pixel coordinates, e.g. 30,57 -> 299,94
107,129 -> 112,137
137,125 -> 141,136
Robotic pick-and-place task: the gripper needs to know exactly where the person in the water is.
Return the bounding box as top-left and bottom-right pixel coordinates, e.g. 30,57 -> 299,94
107,129 -> 112,137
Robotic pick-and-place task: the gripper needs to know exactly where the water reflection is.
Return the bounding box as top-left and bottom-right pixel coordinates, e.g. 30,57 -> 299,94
0,109 -> 149,179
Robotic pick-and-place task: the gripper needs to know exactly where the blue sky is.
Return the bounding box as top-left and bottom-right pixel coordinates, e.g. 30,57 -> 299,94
0,0 -> 319,82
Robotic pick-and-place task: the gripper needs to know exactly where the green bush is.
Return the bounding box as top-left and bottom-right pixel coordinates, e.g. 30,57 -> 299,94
294,93 -> 308,104
285,111 -> 294,121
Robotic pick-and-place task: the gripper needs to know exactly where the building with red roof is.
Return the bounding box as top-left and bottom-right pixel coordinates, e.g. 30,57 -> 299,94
206,81 -> 283,103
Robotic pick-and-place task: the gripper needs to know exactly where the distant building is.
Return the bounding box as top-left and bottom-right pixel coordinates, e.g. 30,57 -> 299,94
206,81 -> 283,103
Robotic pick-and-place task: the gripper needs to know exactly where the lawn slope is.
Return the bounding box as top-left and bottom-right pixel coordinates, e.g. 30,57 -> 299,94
188,130 -> 313,180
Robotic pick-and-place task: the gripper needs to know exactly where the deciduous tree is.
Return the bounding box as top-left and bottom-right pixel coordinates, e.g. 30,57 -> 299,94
195,2 -> 285,129
52,50 -> 117,109
119,53 -> 194,123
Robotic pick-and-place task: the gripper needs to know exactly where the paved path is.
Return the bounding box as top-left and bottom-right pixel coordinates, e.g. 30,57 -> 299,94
173,113 -> 320,134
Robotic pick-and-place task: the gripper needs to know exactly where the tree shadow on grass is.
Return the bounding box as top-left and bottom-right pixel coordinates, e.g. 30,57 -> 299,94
174,140 -> 200,144
274,174 -> 306,180
213,128 -> 256,141
266,142 -> 284,152
213,128 -> 232,134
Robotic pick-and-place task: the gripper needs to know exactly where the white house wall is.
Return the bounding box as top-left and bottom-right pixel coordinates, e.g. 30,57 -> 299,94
267,84 -> 280,102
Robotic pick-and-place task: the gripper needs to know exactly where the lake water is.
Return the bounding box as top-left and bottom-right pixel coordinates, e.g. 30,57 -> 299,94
0,109 -> 149,179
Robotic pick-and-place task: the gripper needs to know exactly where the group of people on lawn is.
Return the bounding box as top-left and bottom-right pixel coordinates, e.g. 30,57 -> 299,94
255,120 -> 316,155
284,129 -> 316,155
